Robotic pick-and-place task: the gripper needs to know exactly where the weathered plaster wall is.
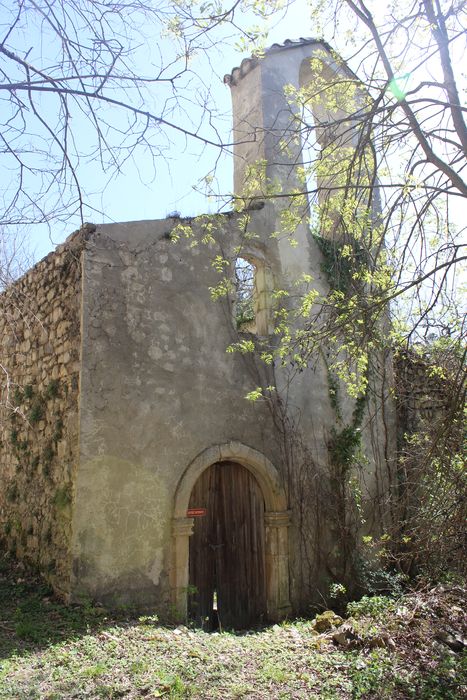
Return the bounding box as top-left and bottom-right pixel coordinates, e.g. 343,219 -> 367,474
71,213 -> 292,610
0,230 -> 84,596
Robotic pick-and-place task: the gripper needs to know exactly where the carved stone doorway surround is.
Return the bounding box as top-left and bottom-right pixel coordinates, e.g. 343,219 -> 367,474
172,442 -> 291,622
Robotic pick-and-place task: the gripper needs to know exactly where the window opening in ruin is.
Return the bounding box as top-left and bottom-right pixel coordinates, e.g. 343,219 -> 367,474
300,108 -> 320,232
234,254 -> 272,336
235,257 -> 256,329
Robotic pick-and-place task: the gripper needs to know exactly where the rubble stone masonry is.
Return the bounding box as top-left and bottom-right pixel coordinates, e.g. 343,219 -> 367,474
0,230 -> 84,598
395,349 -> 453,438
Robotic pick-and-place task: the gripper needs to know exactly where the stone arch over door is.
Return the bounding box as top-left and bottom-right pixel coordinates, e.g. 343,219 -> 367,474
172,442 -> 291,622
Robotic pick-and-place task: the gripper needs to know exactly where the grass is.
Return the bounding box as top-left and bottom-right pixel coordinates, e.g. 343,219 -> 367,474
0,552 -> 466,699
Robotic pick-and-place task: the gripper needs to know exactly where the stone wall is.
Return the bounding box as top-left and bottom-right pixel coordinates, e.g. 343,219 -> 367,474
0,212 -> 397,614
395,349 -> 453,437
0,229 -> 85,597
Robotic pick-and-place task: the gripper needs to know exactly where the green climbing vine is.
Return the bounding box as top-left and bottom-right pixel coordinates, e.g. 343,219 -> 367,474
329,392 -> 367,472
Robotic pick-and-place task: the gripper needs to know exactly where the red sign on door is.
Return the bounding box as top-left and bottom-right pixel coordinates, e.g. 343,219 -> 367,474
187,508 -> 207,517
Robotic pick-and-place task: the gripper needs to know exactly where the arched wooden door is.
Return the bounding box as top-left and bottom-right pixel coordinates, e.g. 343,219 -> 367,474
188,461 -> 266,629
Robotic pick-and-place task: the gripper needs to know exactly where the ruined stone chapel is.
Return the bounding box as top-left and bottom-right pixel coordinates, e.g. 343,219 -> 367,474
0,39 -> 397,628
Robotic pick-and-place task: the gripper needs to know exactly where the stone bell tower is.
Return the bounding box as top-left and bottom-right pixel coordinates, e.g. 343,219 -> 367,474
224,38 -> 366,221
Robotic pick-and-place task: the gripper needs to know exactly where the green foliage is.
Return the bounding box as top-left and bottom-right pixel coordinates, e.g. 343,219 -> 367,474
298,288 -> 320,318
23,385 -> 33,400
137,613 -> 159,625
355,553 -> 408,598
329,425 -> 362,471
347,647 -> 466,700
43,442 -> 55,464
6,384 -> 64,483
168,221 -> 194,244
81,663 -> 107,678
329,582 -> 347,600
10,428 -> 29,454
0,548 -> 466,700
393,346 -> 466,581
236,312 -> 255,329
29,398 -> 44,424
414,653 -> 467,700
211,254 -> 230,273
348,649 -> 402,699
245,387 -> 263,402
327,369 -> 341,418
53,486 -> 72,509
10,429 -> 19,447
226,339 -> 255,354
312,233 -> 367,296
347,595 -> 395,620
209,277 -> 232,300
14,616 -> 43,642
233,159 -> 282,210
329,388 -> 368,471
46,379 -> 60,399
236,304 -> 255,328
352,394 -> 367,428
53,418 -> 64,442
6,483 -> 19,503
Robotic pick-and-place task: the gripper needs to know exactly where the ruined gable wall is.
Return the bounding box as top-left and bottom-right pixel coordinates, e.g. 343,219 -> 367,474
0,230 -> 85,597
71,214 -> 289,609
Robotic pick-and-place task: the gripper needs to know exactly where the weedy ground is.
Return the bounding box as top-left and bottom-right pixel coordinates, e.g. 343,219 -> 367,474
0,552 -> 465,699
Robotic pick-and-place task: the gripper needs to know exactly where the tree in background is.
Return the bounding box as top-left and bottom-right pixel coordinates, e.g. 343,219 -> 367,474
259,0 -> 466,362
260,0 -> 467,582
0,0 -> 287,229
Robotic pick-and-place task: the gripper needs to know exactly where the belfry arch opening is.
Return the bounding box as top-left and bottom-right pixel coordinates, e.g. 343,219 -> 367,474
298,107 -> 320,230
297,54 -> 366,239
